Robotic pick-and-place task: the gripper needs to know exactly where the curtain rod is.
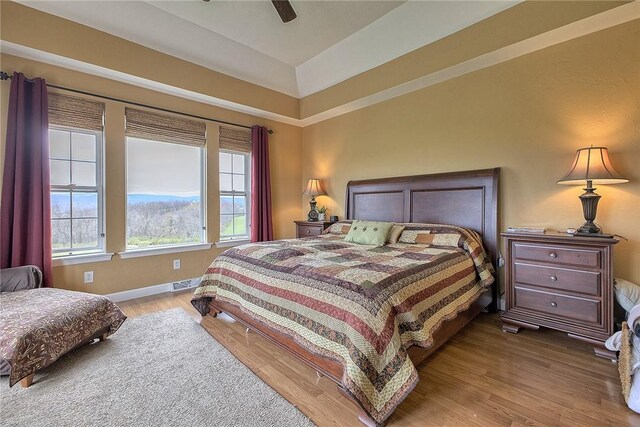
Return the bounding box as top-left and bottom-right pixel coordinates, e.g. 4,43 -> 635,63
0,71 -> 273,134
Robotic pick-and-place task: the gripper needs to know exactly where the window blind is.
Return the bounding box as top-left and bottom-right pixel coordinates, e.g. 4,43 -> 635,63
125,108 -> 206,147
219,126 -> 251,153
48,92 -> 105,131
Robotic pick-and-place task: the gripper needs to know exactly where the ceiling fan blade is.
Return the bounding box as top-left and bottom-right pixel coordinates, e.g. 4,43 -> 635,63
271,0 -> 297,23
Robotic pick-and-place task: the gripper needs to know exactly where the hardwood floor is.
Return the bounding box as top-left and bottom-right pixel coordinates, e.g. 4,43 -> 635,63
118,291 -> 639,426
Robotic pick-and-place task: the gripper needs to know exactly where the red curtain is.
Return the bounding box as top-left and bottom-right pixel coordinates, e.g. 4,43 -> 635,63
250,125 -> 273,242
1,72 -> 53,286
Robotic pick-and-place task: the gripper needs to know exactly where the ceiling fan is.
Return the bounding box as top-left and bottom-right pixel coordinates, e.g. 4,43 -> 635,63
201,0 -> 297,23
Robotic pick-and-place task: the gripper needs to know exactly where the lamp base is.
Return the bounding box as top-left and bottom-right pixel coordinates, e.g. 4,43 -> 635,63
307,196 -> 319,222
577,220 -> 600,234
575,180 -> 608,237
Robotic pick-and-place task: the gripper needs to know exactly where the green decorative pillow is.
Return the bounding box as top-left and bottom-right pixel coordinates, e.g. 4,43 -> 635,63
615,278 -> 640,313
344,220 -> 394,246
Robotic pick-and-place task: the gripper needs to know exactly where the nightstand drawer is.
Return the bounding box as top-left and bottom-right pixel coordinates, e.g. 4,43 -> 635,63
297,225 -> 322,237
513,263 -> 601,296
513,243 -> 600,268
514,287 -> 600,324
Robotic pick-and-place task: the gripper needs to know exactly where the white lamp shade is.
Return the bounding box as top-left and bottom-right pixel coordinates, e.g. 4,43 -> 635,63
303,179 -> 325,196
557,146 -> 628,185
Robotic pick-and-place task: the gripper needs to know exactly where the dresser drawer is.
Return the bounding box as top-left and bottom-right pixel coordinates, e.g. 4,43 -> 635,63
514,287 -> 600,324
501,232 -> 617,357
513,243 -> 600,268
297,225 -> 322,237
513,263 -> 601,296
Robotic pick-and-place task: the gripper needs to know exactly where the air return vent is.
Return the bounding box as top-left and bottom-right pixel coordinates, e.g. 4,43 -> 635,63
171,277 -> 201,292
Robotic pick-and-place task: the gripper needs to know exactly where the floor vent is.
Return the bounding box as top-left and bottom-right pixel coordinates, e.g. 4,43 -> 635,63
171,278 -> 201,292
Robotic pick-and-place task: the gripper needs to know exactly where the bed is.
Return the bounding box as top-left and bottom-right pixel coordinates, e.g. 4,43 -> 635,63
191,168 -> 499,426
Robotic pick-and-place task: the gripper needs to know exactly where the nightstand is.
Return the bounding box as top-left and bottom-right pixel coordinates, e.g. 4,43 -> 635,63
294,221 -> 335,238
500,232 -> 618,360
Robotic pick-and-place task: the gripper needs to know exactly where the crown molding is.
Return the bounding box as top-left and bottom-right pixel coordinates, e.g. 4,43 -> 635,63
298,2 -> 640,126
2,1 -> 637,129
0,41 -> 301,127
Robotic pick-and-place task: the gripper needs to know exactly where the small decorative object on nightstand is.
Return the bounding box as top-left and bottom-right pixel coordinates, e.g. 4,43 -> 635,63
557,146 -> 628,237
295,220 -> 335,238
303,179 -> 325,221
317,206 -> 327,222
501,232 -> 619,360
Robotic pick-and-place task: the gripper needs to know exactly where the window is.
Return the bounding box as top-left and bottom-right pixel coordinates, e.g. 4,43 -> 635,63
48,93 -> 105,257
49,127 -> 104,255
124,108 -> 207,250
219,151 -> 250,240
126,138 -> 205,249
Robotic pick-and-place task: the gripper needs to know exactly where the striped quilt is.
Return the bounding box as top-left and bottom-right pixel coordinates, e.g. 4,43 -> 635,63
191,223 -> 495,424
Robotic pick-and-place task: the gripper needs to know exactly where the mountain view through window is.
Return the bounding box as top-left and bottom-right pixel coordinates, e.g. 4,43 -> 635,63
126,137 -> 204,248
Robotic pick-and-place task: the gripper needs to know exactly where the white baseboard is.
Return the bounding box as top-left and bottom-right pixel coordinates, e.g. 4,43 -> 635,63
106,277 -> 199,302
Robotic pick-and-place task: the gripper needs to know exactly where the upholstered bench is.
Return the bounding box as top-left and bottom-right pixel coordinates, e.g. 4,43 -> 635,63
0,268 -> 126,387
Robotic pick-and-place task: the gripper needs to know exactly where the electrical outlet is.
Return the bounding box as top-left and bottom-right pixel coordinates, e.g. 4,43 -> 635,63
173,259 -> 181,270
83,271 -> 94,284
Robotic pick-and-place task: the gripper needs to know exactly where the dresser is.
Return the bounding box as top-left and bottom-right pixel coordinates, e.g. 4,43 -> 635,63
294,221 -> 335,238
500,232 -> 618,360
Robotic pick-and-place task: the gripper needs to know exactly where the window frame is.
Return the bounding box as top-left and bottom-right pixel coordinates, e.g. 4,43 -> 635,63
219,149 -> 251,241
124,137 -> 207,250
49,125 -> 106,257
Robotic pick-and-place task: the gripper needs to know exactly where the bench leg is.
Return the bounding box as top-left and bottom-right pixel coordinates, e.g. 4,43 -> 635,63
99,333 -> 108,342
20,373 -> 34,388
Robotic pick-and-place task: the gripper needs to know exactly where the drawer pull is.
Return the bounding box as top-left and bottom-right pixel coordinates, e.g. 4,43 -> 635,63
550,302 -> 558,308
306,230 -> 311,234
549,252 -> 557,258
549,276 -> 557,282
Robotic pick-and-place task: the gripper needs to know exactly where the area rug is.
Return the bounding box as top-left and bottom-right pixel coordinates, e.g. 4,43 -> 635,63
0,308 -> 315,427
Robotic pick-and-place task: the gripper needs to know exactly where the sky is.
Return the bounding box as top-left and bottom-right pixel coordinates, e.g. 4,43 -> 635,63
127,137 -> 201,196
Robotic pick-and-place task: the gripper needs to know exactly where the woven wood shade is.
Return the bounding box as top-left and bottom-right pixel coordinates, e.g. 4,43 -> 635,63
219,126 -> 251,153
48,92 -> 105,131
125,108 -> 206,147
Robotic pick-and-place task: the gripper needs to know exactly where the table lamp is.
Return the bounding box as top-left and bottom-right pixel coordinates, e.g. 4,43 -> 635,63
303,179 -> 325,221
557,146 -> 628,236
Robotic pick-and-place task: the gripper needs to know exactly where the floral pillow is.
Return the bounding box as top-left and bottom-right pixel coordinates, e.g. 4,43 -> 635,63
323,221 -> 352,235
398,229 -> 434,244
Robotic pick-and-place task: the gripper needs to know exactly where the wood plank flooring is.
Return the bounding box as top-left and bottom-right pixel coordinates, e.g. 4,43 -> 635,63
118,291 -> 638,426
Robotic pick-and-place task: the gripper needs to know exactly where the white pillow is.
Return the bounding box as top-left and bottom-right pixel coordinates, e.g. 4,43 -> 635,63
615,278 -> 640,313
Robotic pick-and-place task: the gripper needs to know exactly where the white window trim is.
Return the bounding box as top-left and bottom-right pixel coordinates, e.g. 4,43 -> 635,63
215,239 -> 251,248
200,144 -> 208,244
219,150 -> 251,241
124,137 -> 207,250
50,126 -> 106,256
52,252 -> 114,267
119,243 -> 213,259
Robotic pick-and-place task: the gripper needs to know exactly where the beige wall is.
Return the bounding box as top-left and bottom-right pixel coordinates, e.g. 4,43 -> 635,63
301,21 -> 640,289
0,54 -> 302,294
299,1 -> 628,119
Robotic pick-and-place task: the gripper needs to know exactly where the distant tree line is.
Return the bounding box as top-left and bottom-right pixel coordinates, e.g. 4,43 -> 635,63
52,198 -> 202,250
51,202 -> 97,250
127,200 -> 201,247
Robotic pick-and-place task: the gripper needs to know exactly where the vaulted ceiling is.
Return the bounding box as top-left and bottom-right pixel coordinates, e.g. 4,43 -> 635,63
18,0 -> 519,97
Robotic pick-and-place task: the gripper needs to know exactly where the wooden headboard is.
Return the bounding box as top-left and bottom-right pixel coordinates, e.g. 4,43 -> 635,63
346,168 -> 500,307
